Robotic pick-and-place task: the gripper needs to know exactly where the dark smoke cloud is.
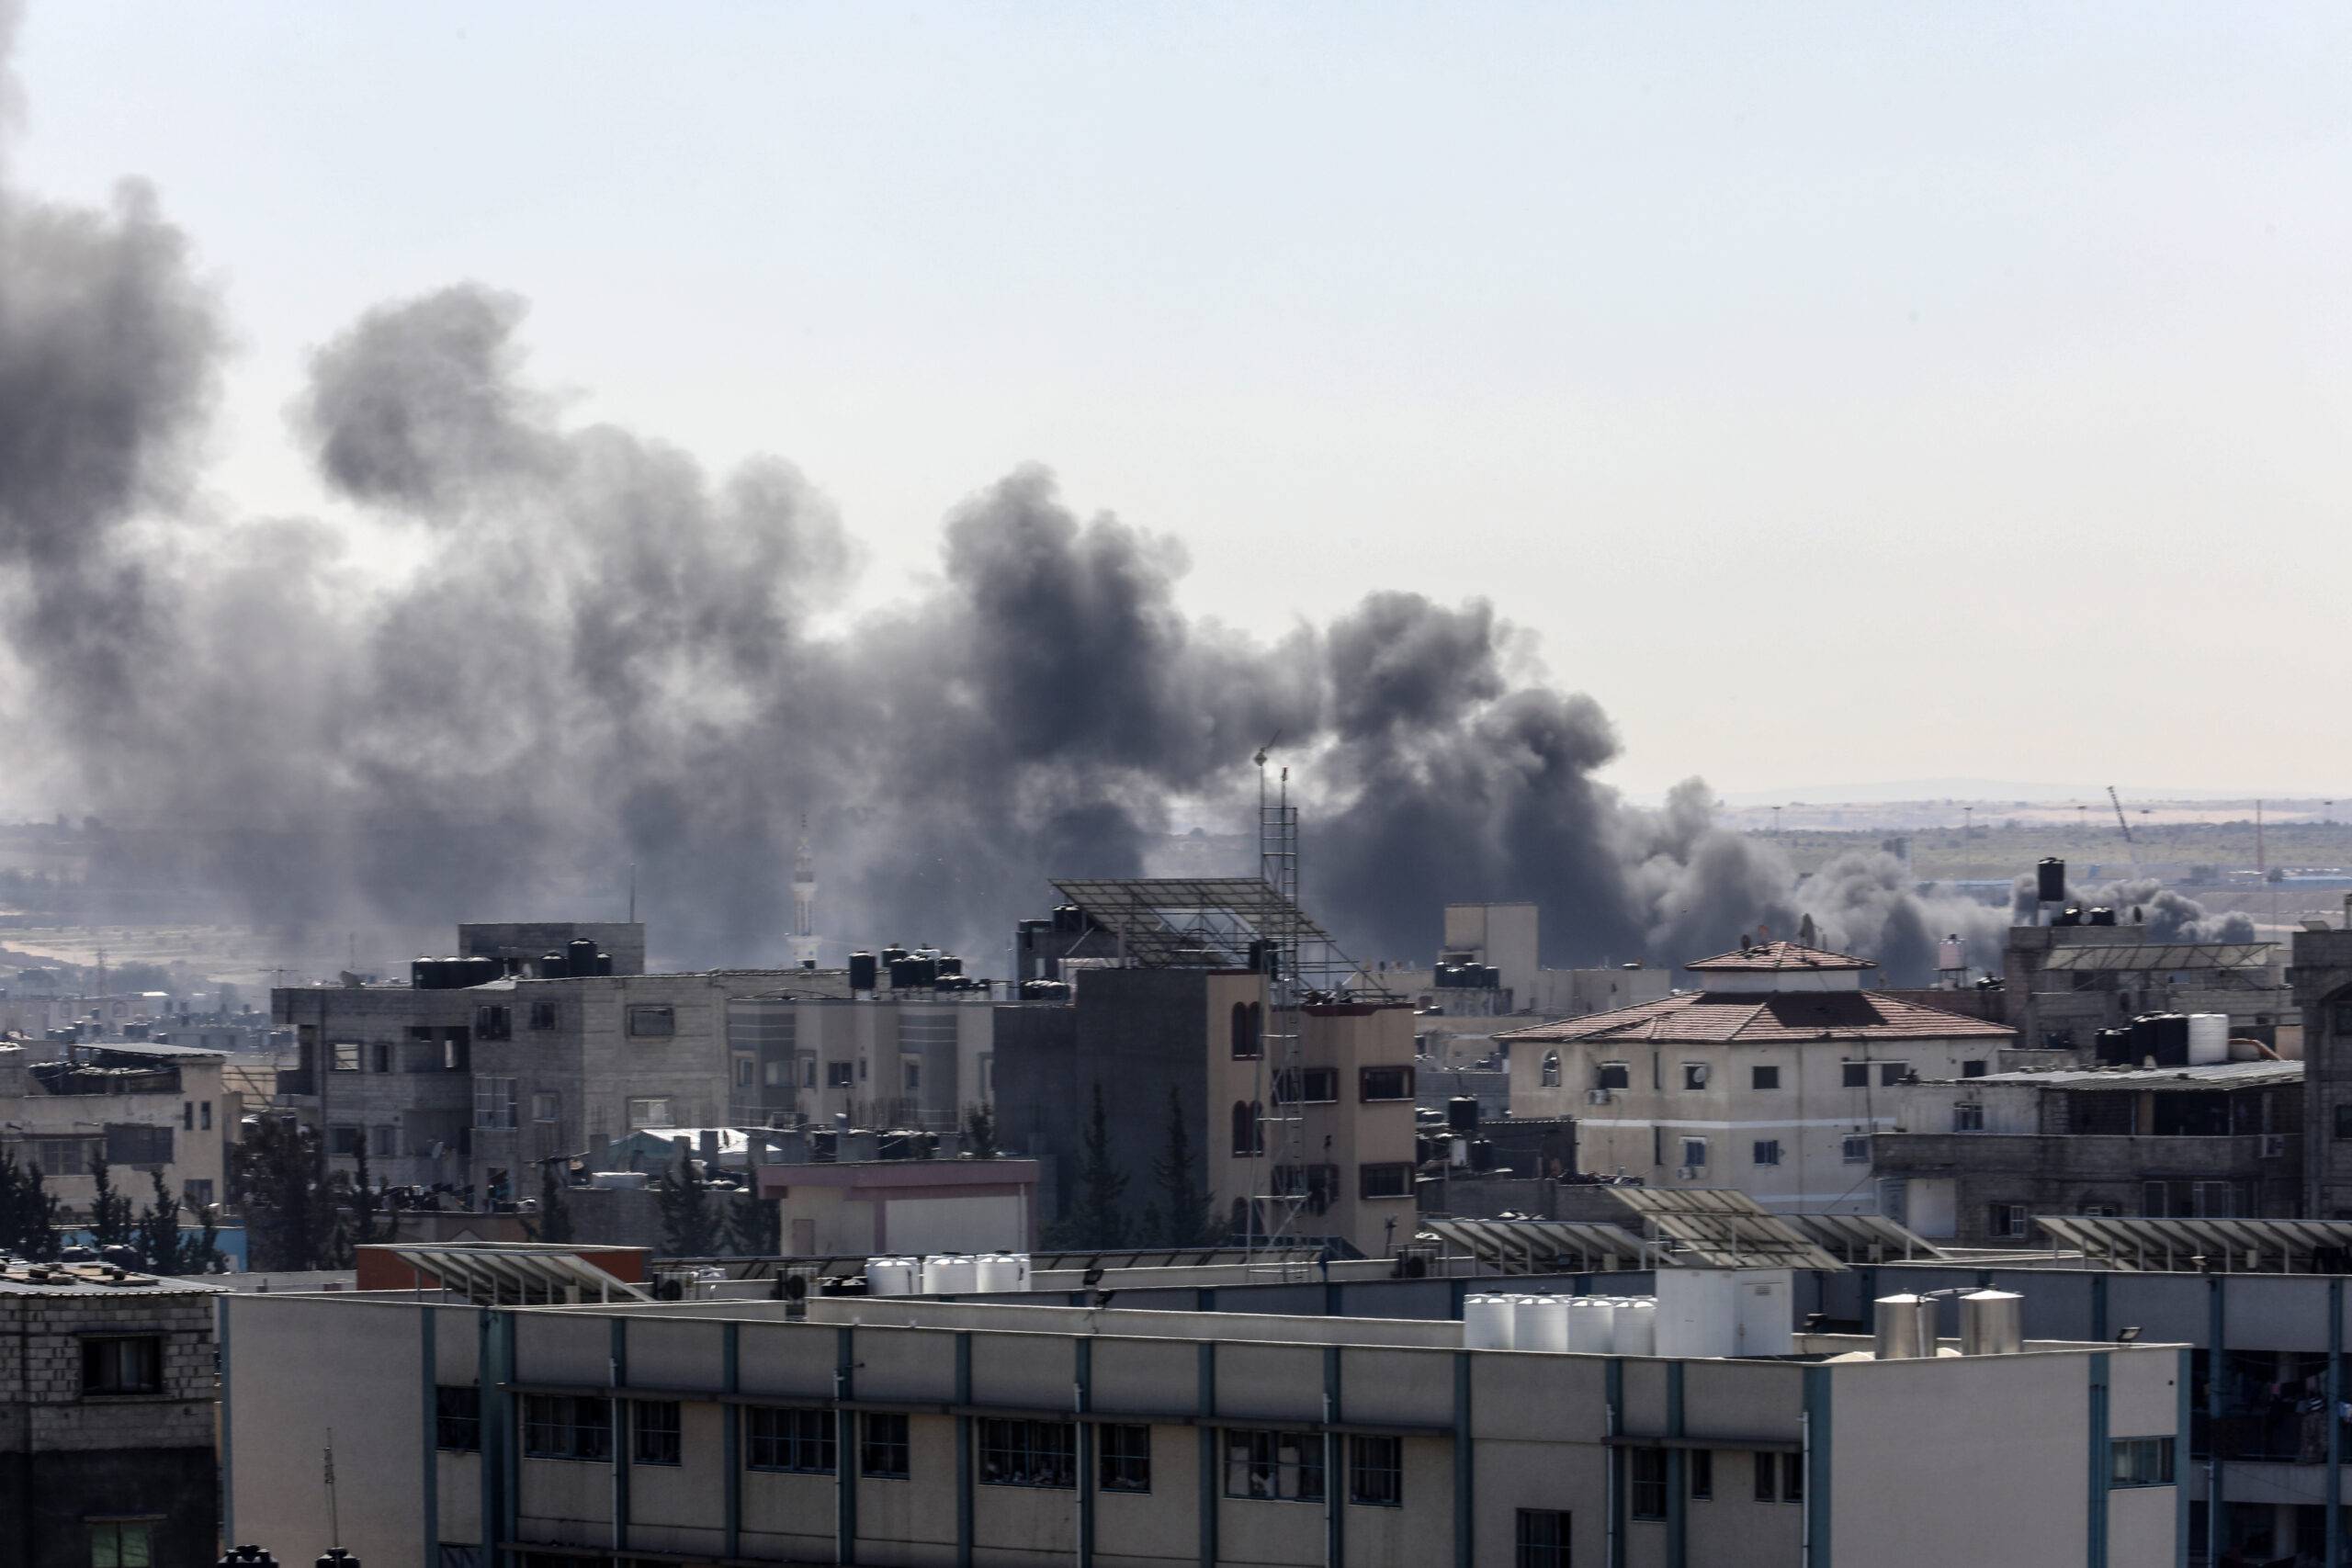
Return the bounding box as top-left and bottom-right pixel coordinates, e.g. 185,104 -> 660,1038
0,28 -> 2256,977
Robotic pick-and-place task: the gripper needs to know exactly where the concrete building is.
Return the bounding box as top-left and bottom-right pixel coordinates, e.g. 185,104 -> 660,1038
459,920 -> 649,976
757,1157 -> 1041,1257
1369,902 -> 1673,1023
0,1040 -> 237,1213
2292,921 -> 2352,1219
2004,921 -> 2290,1053
219,1260 -> 2181,1568
0,1259 -> 221,1568
1872,1060 -> 2304,1245
1504,941 -> 2016,1214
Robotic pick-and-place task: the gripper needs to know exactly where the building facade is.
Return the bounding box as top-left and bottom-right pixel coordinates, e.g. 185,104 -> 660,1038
0,1041 -> 237,1213
1505,942 -> 2017,1213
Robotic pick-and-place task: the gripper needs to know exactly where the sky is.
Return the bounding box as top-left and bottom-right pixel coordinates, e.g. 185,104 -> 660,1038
8,2 -> 2346,799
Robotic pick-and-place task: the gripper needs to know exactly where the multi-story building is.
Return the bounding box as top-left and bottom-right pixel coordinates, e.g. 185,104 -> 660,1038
0,1259 -> 221,1568
2292,920 -> 2352,1219
2004,920 -> 2290,1053
219,1259 -> 2182,1568
1504,940 -> 2016,1213
0,1040 -> 237,1213
1872,1059 -> 2304,1244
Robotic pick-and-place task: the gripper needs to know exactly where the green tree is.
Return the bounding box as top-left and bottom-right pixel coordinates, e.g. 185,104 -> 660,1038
233,1115 -> 340,1271
179,1202 -> 224,1275
724,1188 -> 778,1257
133,1168 -> 183,1272
17,1162 -> 61,1260
1144,1086 -> 1215,1247
527,1162 -> 576,1245
962,1101 -> 1001,1158
342,1137 -> 385,1246
87,1157 -> 136,1249
1045,1083 -> 1128,1250
656,1153 -> 720,1257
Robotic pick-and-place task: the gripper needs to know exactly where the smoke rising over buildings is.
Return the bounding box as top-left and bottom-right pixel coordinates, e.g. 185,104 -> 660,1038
0,17 -> 2245,976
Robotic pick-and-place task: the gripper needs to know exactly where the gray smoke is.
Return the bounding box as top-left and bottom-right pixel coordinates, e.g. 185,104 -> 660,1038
0,27 -> 2253,976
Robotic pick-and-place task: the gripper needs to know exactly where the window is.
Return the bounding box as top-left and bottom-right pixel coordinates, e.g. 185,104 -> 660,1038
1987,1203 -> 2028,1239
2335,1001 -> 2352,1036
2335,1102 -> 2352,1141
1690,1448 -> 1713,1500
532,1092 -> 559,1124
327,1124 -> 363,1157
181,1101 -> 193,1131
81,1337 -> 161,1395
1516,1509 -> 1570,1568
1274,1066 -> 1339,1104
473,1077 -> 518,1130
372,1124 -> 399,1157
825,1062 -> 854,1089
1629,1448 -> 1667,1519
1962,1059 -> 1987,1078
624,1096 -> 671,1128
1752,1140 -> 1781,1167
1841,1135 -> 1870,1164
1230,1001 -> 1262,1060
2109,1436 -> 2175,1487
199,1100 -> 211,1131
628,1005 -> 675,1039
1224,1427 -> 1323,1501
1754,1450 -> 1801,1502
1751,1065 -> 1780,1090
902,1060 -> 922,1094
1841,1062 -> 1869,1089
1231,1100 -> 1263,1156
1681,1062 -> 1709,1091
373,1042 -> 393,1074
978,1417 -> 1076,1488
1099,1422 -> 1150,1493
88,1522 -> 152,1568
529,1000 -> 558,1031
182,1179 -> 213,1207
1360,1065 -> 1414,1101
1540,1052 -> 1561,1088
474,1005 -> 512,1041
332,1040 -> 362,1072
436,1385 -> 481,1451
1952,1103 -> 1984,1133
1754,1452 -> 1779,1501
1880,1062 -> 1906,1087
522,1394 -> 612,1461
443,1031 -> 471,1072
860,1412 -> 910,1480
27,1136 -> 92,1176
1597,1062 -> 1630,1090
1359,1162 -> 1415,1200
1679,1138 -> 1708,1170
105,1124 -> 172,1166
745,1405 -> 834,1473
632,1401 -> 682,1466
1347,1434 -> 1401,1506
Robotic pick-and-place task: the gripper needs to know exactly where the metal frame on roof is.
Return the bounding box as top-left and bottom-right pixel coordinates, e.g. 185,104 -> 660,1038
1051,876 -> 1391,997
1418,1218 -> 1660,1275
2032,1215 -> 2352,1274
386,1245 -> 650,1305
1607,1188 -> 1848,1271
1781,1212 -> 1945,1265
2038,942 -> 2272,973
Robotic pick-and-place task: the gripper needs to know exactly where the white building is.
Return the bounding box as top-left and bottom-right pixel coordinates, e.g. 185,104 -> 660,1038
1504,941 -> 2016,1213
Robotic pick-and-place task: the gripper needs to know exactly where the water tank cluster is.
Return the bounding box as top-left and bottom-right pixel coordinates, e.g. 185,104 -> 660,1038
412,955 -> 503,989
2095,1011 -> 2230,1068
846,948 -> 988,996
1463,1293 -> 1656,1354
1434,963 -> 1503,990
865,1253 -> 1034,1295
1871,1289 -> 2022,1359
1017,979 -> 1073,1000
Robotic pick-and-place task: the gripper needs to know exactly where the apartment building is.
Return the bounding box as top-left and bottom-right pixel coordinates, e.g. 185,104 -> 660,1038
0,1260 -> 221,1568
220,1262 -> 2180,1568
0,1040 -> 236,1213
2004,920 -> 2290,1052
1504,941 -> 2015,1213
2292,922 -> 2352,1219
1873,1060 -> 2303,1244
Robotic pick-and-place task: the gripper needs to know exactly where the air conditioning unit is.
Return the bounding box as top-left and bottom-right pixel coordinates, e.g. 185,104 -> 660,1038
2260,1134 -> 2288,1159
1586,1089 -> 1614,1106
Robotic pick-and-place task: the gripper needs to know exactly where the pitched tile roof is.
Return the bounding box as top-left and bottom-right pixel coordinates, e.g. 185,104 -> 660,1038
1498,988 -> 2016,1045
1683,940 -> 1874,974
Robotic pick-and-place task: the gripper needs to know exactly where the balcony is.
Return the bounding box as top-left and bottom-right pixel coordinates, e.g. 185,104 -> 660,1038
1876,1132 -> 2296,1180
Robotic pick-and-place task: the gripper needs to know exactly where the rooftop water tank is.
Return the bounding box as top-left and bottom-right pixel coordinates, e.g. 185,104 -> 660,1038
1959,1289 -> 2023,1356
2188,1013 -> 2230,1066
1566,1297 -> 1617,1353
866,1258 -> 918,1297
1873,1292 -> 1935,1359
1463,1294 -> 1516,1350
2037,858 -> 2066,904
1611,1299 -> 1657,1356
1515,1295 -> 1567,1352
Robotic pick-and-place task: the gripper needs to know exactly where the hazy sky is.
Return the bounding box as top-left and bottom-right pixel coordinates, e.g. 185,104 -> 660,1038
11,3 -> 2346,798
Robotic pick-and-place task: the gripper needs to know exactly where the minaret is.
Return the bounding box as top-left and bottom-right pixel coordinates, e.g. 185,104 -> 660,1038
789,815 -> 820,969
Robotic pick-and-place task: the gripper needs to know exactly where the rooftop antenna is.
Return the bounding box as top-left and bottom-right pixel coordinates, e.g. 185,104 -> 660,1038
628,863 -> 638,924
323,1427 -> 340,1550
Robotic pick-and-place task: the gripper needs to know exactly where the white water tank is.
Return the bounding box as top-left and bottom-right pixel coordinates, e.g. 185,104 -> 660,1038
1874,1292 -> 1935,1359
1010,1253 -> 1033,1290
1654,1269 -> 1740,1358
1612,1299 -> 1657,1356
866,1258 -> 917,1296
589,1171 -> 650,1190
2188,1013 -> 2230,1066
975,1254 -> 1023,1292
1516,1295 -> 1568,1352
1464,1294 -> 1517,1349
1566,1297 -> 1618,1353
922,1253 -> 975,1293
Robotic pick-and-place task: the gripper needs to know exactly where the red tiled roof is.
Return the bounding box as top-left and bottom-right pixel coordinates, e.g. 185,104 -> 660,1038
1683,940 -> 1873,974
1498,988 -> 2016,1045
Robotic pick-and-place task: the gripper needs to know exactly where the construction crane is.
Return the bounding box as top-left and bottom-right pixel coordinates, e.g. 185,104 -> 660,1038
2107,784 -> 2142,869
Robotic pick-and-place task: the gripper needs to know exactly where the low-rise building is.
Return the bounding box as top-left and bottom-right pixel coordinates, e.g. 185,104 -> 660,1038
2005,921 -> 2290,1052
1872,1059 -> 2304,1245
0,1040 -> 237,1213
0,1259 -> 221,1568
1504,941 -> 2016,1213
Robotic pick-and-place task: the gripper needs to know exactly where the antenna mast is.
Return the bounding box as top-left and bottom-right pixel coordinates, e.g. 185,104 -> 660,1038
1250,742 -> 1314,1273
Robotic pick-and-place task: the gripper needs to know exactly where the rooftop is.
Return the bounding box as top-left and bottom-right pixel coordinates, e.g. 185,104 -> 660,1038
1937,1059 -> 2302,1092
1502,988 -> 2015,1045
1684,940 -> 1873,974
0,1261 -> 225,1297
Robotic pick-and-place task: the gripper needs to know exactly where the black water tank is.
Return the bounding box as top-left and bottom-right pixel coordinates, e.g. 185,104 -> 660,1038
2087,907 -> 2117,927
2037,857 -> 2067,904
412,957 -> 437,989
464,955 -> 503,987
568,937 -> 599,976
596,952 -> 612,976
888,957 -> 917,989
848,951 -> 878,991
1468,1139 -> 1497,1173
2053,905 -> 2084,927
881,944 -> 910,966
2150,1013 -> 2190,1066
1052,905 -> 1082,934
2096,1027 -> 2133,1066
936,955 -> 964,978
539,952 -> 568,979
1447,1096 -> 1480,1133
1482,965 -> 1504,989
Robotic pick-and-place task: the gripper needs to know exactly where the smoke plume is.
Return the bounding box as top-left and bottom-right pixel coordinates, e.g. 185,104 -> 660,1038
0,26 -> 2247,980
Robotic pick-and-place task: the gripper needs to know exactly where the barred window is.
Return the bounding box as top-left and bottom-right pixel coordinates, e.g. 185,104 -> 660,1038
1223,1427 -> 1323,1502
435,1385 -> 481,1451
628,1005 -> 676,1039
1629,1447 -> 1667,1519
521,1394 -> 611,1461
1515,1509 -> 1571,1568
1347,1434 -> 1401,1506
744,1405 -> 834,1473
978,1417 -> 1075,1488
2109,1436 -> 2175,1487
81,1337 -> 160,1395
860,1412 -> 910,1479
631,1400 -> 681,1466
1099,1422 -> 1150,1493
